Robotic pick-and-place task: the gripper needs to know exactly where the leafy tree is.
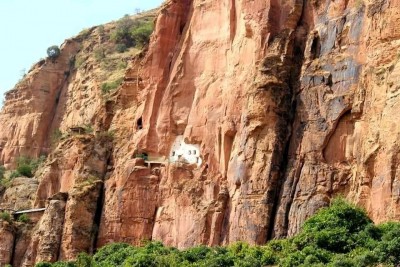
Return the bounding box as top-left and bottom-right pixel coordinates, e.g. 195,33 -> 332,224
110,15 -> 137,47
14,155 -> 46,178
293,198 -> 373,253
35,198 -> 400,267
130,21 -> 153,47
115,43 -> 128,53
47,45 -> 61,59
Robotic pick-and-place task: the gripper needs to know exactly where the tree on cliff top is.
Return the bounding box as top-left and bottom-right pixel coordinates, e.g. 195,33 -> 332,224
47,45 -> 61,59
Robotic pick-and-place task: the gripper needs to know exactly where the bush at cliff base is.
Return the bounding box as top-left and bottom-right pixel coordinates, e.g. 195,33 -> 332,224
35,198 -> 400,267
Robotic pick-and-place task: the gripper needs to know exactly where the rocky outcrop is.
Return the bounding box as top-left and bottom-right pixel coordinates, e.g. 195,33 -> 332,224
1,177 -> 38,210
0,41 -> 79,168
0,220 -> 15,265
60,180 -> 103,261
21,193 -> 67,267
98,0 -> 400,247
13,224 -> 35,267
1,0 -> 400,265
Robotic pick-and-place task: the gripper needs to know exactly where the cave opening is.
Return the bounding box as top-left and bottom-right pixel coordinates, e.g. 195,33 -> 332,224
137,117 -> 143,130
310,35 -> 321,60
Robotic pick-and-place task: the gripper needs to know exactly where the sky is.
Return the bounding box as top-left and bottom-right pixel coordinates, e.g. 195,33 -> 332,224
0,0 -> 163,99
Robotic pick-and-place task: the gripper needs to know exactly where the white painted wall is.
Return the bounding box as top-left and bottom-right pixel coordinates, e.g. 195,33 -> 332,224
169,135 -> 202,166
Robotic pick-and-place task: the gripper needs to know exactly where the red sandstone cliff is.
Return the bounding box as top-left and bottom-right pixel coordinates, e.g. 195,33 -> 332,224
0,0 -> 400,265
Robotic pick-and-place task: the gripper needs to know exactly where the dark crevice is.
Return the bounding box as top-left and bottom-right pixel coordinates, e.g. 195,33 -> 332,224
310,35 -> 321,60
267,0 -> 309,241
10,229 -> 17,266
44,63 -> 73,154
91,182 -> 105,253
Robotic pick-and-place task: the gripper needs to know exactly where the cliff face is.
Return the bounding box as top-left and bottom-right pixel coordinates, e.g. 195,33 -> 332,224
0,0 -> 400,265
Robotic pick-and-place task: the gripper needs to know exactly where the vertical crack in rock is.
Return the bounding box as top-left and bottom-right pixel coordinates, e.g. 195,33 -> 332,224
229,0 -> 237,42
267,0 -> 310,240
91,170 -> 107,253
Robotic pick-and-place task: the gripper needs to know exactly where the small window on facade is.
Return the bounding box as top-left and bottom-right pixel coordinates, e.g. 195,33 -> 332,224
188,151 -> 192,155
193,150 -> 196,155
172,151 -> 175,156
196,157 -> 199,163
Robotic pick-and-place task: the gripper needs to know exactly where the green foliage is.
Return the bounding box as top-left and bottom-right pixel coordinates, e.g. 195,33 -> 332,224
117,60 -> 128,70
12,155 -> 46,178
130,21 -> 153,47
47,45 -> 61,59
374,222 -> 400,265
293,198 -> 373,253
110,15 -> 154,48
94,48 -> 106,62
135,153 -> 148,161
76,253 -> 94,267
0,212 -> 11,222
101,78 -> 123,94
115,43 -> 127,53
9,170 -> 20,179
17,213 -> 30,223
83,124 -> 94,134
17,164 -> 33,178
36,198 -> 400,267
110,15 -> 137,47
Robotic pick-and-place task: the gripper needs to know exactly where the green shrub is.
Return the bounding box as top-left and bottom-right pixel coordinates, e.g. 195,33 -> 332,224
374,222 -> 400,265
9,170 -> 20,179
83,124 -> 94,134
118,60 -> 128,70
101,78 -> 123,94
130,21 -> 153,47
76,253 -> 94,267
110,15 -> 154,48
33,199 -> 400,267
94,47 -> 106,62
12,155 -> 46,178
17,164 -> 33,178
0,212 -> 11,222
115,43 -> 127,53
293,198 -> 372,253
93,243 -> 136,266
110,15 -> 137,47
17,213 -> 30,223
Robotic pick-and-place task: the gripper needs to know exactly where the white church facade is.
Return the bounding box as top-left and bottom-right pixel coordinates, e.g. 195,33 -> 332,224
169,135 -> 202,167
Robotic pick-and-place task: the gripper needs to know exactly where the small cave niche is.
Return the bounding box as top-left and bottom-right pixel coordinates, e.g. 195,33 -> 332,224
179,23 -> 185,35
223,133 -> 235,173
136,117 -> 143,130
310,35 -> 321,60
323,111 -> 355,164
